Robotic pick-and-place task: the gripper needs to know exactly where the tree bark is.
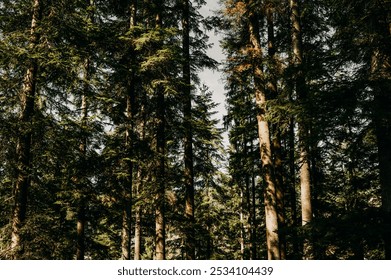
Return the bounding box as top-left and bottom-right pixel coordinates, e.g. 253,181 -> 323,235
250,172 -> 257,259
266,4 -> 286,260
155,87 -> 166,260
155,6 -> 166,260
121,0 -> 138,260
134,100 -> 147,260
76,0 -> 97,260
76,91 -> 88,260
247,4 -> 280,260
289,116 -> 300,259
11,0 -> 41,259
182,0 -> 195,260
290,0 -> 313,259
371,48 -> 391,259
134,187 -> 142,260
76,196 -> 86,260
240,188 -> 245,260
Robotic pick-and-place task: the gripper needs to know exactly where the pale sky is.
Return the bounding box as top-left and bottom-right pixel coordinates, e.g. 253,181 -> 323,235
198,0 -> 227,133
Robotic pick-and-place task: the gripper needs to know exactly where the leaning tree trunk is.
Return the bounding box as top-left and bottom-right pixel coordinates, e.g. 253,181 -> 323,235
11,0 -> 41,259
247,3 -> 280,260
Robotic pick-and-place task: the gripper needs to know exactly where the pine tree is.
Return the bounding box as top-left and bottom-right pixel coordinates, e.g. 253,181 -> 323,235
181,0 -> 195,260
11,0 -> 42,259
289,0 -> 313,259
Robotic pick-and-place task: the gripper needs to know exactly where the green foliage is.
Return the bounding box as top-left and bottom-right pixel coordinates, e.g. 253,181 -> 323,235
1,0 -> 389,260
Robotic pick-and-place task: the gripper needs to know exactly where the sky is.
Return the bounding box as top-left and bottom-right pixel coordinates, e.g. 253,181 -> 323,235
198,1 -> 227,132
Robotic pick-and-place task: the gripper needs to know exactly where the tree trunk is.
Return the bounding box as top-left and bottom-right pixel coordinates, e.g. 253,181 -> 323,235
155,86 -> 165,260
290,0 -> 313,259
11,0 -> 41,259
134,189 -> 141,260
266,4 -> 286,260
289,117 -> 300,259
120,79 -> 134,260
251,172 -> 257,259
240,188 -> 245,260
371,48 -> 391,259
76,196 -> 86,260
76,92 -> 88,260
155,7 -> 166,260
121,0 -> 138,260
76,0 -> 97,260
182,0 -> 195,260
273,132 -> 286,259
133,150 -> 142,261
247,5 -> 280,260
134,101 -> 147,260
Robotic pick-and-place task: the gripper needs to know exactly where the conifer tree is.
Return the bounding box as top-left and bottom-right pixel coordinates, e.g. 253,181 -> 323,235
289,0 -> 313,259
11,0 -> 42,259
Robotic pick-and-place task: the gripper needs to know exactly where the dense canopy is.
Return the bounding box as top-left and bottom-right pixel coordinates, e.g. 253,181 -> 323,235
0,0 -> 390,260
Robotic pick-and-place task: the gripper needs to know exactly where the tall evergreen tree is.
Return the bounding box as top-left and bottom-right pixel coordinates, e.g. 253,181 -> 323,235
182,0 -> 195,260
11,0 -> 42,259
289,0 -> 313,259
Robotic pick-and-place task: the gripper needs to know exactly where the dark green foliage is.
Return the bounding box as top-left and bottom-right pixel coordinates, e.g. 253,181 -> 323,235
1,0 -> 390,259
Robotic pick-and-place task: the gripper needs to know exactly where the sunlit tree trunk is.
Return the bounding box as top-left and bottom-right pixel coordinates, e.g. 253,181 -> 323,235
290,0 -> 313,259
11,0 -> 41,259
266,4 -> 286,260
247,3 -> 280,260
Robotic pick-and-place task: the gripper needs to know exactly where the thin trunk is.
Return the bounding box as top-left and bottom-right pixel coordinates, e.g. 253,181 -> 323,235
155,7 -> 165,260
205,179 -> 212,259
248,6 -> 280,260
76,92 -> 88,260
182,0 -> 195,260
76,195 -> 86,260
243,137 -> 251,260
121,80 -> 133,260
371,48 -> 391,259
121,190 -> 131,260
133,182 -> 141,260
273,132 -> 286,259
121,0 -> 138,260
290,0 -> 313,259
251,172 -> 257,259
11,0 -> 41,259
245,174 -> 252,260
155,86 -> 165,260
288,117 -> 299,259
240,188 -> 245,260
76,0 -> 96,260
134,97 -> 147,260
